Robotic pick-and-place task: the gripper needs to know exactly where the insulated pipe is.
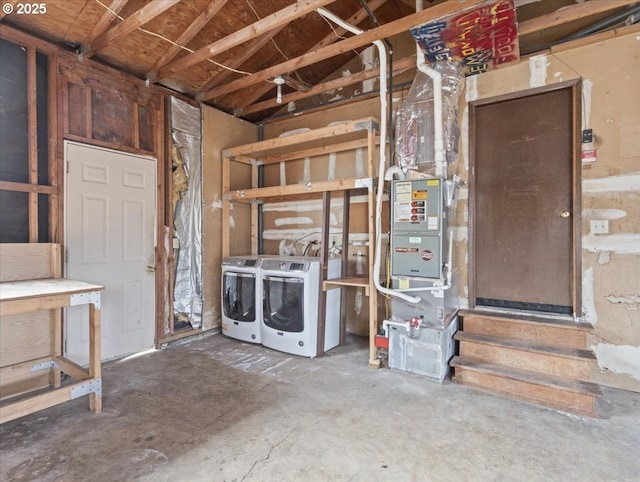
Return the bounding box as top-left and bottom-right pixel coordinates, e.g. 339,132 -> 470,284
316,7 -> 421,305
415,0 -> 445,177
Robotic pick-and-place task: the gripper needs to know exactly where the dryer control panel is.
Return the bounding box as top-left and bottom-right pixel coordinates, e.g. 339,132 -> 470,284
390,178 -> 444,279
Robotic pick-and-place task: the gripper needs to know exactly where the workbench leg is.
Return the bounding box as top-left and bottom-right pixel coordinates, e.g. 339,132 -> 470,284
50,309 -> 62,388
88,303 -> 102,413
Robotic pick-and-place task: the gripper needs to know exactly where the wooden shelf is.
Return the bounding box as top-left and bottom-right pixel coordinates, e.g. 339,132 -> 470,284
324,277 -> 370,296
226,177 -> 372,203
222,117 -> 379,163
221,116 -> 380,364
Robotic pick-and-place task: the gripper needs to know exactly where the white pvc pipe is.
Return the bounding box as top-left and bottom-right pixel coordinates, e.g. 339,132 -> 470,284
316,7 -> 421,305
415,0 -> 445,177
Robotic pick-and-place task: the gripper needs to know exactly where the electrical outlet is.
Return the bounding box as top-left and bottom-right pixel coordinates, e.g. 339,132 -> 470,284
590,220 -> 609,234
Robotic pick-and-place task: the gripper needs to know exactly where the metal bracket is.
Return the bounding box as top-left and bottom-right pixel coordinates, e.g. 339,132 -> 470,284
355,178 -> 373,190
71,379 -> 102,399
70,291 -> 101,310
31,360 -> 59,373
249,160 -> 264,166
249,199 -> 263,205
355,119 -> 379,132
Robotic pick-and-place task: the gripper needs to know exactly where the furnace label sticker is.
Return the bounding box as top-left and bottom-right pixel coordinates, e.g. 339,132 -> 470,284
421,250 -> 434,261
394,200 -> 428,222
394,182 -> 412,203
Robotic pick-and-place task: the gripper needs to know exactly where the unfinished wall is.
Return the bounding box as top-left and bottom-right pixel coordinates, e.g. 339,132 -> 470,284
457,29 -> 640,392
201,106 -> 257,331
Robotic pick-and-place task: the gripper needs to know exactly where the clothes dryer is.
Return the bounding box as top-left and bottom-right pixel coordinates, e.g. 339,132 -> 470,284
261,257 -> 341,357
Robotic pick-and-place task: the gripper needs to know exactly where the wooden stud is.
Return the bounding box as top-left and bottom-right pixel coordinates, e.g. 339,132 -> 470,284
132,102 -> 140,149
316,191 -> 331,357
157,97 -> 169,340
339,190 -> 351,345
221,156 -> 231,258
48,54 -> 59,244
27,47 -> 38,243
84,87 -> 92,139
366,125 -> 379,368
250,164 -> 258,255
0,181 -> 57,194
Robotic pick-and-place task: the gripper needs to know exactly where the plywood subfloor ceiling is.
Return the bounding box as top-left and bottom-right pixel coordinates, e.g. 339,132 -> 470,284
2,0 -> 638,121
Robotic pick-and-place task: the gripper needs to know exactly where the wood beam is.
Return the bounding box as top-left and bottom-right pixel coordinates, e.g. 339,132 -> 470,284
151,0 -> 338,82
198,25 -> 288,92
234,0 -> 386,111
81,0 -> 181,58
149,0 -> 228,73
240,55 -> 416,116
83,0 -> 129,45
197,0 -> 488,102
518,0 -> 640,36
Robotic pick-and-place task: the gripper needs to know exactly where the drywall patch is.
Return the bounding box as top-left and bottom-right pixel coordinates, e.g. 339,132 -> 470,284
529,54 -> 549,88
581,79 -> 592,130
582,267 -> 598,325
583,233 -> 640,254
597,251 -> 611,265
465,75 -> 478,102
592,343 -> 640,380
583,208 -> 627,220
450,226 -> 468,242
606,294 -> 640,310
274,217 -> 313,227
583,172 -> 640,193
461,106 -> 469,171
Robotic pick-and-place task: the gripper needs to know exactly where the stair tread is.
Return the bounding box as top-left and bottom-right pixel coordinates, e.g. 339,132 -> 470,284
454,331 -> 596,360
451,356 -> 603,396
459,309 -> 593,330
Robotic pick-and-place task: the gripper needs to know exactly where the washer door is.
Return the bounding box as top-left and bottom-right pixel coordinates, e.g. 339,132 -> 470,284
263,275 -> 304,332
222,272 -> 256,322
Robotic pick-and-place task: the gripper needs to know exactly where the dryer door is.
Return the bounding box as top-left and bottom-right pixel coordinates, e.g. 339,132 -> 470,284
263,275 -> 304,332
222,272 -> 257,322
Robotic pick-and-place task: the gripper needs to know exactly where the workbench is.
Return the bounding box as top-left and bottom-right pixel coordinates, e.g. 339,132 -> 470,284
0,244 -> 104,424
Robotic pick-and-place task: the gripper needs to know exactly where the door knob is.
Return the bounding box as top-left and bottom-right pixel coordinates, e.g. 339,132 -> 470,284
145,265 -> 156,273
560,210 -> 571,218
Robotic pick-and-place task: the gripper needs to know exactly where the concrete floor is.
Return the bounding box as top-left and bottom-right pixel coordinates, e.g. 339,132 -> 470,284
1,333 -> 639,482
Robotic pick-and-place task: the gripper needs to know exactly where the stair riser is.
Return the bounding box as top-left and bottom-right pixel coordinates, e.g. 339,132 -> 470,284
459,341 -> 592,381
454,368 -> 598,417
462,316 -> 589,349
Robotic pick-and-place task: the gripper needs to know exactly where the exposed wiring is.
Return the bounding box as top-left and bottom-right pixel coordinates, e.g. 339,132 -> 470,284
92,0 -> 252,76
244,0 -> 289,62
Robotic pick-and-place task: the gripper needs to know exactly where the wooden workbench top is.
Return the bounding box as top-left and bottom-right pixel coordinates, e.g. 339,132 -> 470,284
0,278 -> 104,302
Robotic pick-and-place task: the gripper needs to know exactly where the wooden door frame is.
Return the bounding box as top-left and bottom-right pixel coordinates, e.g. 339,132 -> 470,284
468,79 -> 582,317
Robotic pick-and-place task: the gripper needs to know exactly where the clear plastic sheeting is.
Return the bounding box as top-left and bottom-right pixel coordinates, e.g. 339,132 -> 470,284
395,61 -> 464,176
171,97 -> 202,329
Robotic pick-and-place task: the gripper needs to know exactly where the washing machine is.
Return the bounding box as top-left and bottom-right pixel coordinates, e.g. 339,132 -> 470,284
260,257 -> 341,357
221,256 -> 263,343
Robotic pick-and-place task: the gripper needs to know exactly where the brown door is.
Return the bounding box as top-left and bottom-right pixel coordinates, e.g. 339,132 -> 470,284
470,85 -> 579,314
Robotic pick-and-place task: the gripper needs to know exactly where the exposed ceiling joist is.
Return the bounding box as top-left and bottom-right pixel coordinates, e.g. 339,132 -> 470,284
197,25 -> 289,92
80,0 -> 181,58
234,0 -> 387,111
83,0 -> 129,45
149,0 -> 228,73
518,0 -> 640,36
197,0 -> 489,102
150,0 -> 338,83
240,54 -> 417,116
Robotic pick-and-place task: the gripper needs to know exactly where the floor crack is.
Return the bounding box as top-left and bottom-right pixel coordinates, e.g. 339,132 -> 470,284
240,426 -> 296,482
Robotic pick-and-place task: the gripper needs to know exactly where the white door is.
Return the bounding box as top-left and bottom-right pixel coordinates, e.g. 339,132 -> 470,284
64,142 -> 156,364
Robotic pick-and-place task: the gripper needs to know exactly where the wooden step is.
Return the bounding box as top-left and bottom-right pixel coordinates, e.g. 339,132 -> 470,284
459,310 -> 591,350
451,357 -> 602,417
455,332 -> 595,381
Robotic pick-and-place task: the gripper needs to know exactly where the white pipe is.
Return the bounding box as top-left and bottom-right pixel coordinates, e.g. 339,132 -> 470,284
382,319 -> 410,337
415,0 -> 445,177
316,7 -> 421,305
384,165 -> 405,181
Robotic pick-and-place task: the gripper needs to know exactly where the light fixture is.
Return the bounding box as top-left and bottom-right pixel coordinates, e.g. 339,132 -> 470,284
274,75 -> 285,104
